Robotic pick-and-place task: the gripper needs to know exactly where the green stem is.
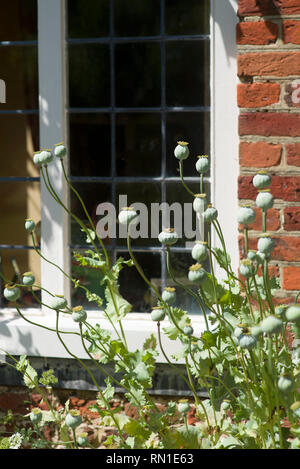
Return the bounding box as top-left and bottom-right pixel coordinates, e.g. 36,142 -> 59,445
72,428 -> 79,449
179,161 -> 195,197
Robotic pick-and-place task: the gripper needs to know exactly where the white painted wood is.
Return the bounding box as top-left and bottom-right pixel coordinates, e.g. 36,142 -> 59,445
210,0 -> 239,277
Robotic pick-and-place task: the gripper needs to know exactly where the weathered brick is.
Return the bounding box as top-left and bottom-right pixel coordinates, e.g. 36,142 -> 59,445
239,113 -> 300,138
283,20 -> 300,45
273,236 -> 300,261
286,143 -> 300,166
284,83 -> 300,108
238,0 -> 300,16
238,83 -> 280,108
239,142 -> 282,167
282,266 -> 300,290
239,174 -> 300,202
237,21 -> 278,45
238,52 -> 300,78
284,206 -> 300,231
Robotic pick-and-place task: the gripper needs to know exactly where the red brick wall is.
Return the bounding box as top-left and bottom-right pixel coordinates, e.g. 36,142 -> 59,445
237,0 -> 300,301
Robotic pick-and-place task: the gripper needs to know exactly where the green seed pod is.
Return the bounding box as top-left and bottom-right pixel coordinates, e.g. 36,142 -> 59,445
237,206 -> 256,226
193,194 -> 208,213
39,149 -> 53,165
50,295 -> 68,311
65,410 -> 82,429
275,304 -> 287,318
247,250 -> 257,261
238,333 -> 257,350
25,218 -> 35,233
188,264 -> 207,284
118,207 -> 138,226
161,287 -> 176,305
195,155 -> 209,174
260,315 -> 283,335
290,401 -> 300,418
250,325 -> 263,338
174,141 -> 189,161
233,327 -> 243,338
77,432 -> 89,447
33,151 -> 42,166
278,375 -> 294,393
253,172 -> 272,190
54,143 -> 67,159
257,234 -> 274,254
158,228 -> 178,246
191,241 -> 208,262
183,325 -> 194,336
151,307 -> 165,322
22,271 -> 35,286
72,305 -> 87,323
255,251 -> 268,264
286,305 -> 300,324
4,284 -> 20,302
240,259 -> 253,278
178,400 -> 190,414
256,190 -> 274,210
203,205 -> 218,223
30,408 -> 42,425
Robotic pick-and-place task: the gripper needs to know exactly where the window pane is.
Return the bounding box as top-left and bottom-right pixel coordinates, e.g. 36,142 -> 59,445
0,115 -> 39,177
0,249 -> 41,309
165,0 -> 210,36
67,0 -> 110,38
166,41 -> 210,107
0,46 -> 38,110
0,0 -> 37,41
116,113 -> 161,177
68,44 -> 110,108
114,0 -> 161,37
166,112 -> 210,177
69,113 -> 111,177
115,43 -> 161,107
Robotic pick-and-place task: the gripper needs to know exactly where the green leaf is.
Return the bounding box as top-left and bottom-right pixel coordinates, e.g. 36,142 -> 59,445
23,364 -> 38,389
105,284 -> 132,321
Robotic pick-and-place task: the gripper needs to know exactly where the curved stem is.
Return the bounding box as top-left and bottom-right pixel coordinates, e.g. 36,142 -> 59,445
179,161 -> 196,197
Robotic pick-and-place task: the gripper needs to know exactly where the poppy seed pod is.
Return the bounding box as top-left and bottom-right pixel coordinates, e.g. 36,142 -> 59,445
158,228 -> 178,245
33,151 -> 42,166
54,143 -> 67,159
174,141 -> 189,160
30,408 -> 42,425
118,207 -> 138,226
183,325 -> 194,336
257,234 -> 274,255
203,206 -> 218,223
255,251 -> 267,264
260,315 -> 283,335
233,326 -> 244,339
22,271 -> 35,286
72,305 -> 87,323
50,295 -> 68,311
192,241 -> 208,262
161,287 -> 176,305
253,171 -> 272,190
193,194 -> 208,213
239,259 -> 253,278
247,250 -> 257,261
4,284 -> 20,302
65,410 -> 82,429
195,155 -> 209,174
39,149 -> 53,165
188,264 -> 207,284
25,218 -> 35,233
178,400 -> 190,414
278,375 -> 294,393
77,432 -> 89,447
285,305 -> 300,324
239,333 -> 257,350
151,307 -> 165,322
237,206 -> 256,226
256,190 -> 274,210
250,325 -> 263,338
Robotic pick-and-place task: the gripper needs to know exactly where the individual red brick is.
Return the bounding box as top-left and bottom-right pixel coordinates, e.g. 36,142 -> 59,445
273,236 -> 300,261
284,82 -> 300,108
0,392 -> 29,414
282,266 -> 300,290
238,52 -> 300,78
239,174 -> 300,202
238,83 -> 280,108
238,0 -> 300,16
239,142 -> 282,167
286,143 -> 300,166
284,206 -> 300,230
239,113 -> 300,138
237,21 -> 278,45
283,20 -> 300,44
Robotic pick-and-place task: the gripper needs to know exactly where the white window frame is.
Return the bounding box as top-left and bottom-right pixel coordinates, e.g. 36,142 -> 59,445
0,0 -> 239,363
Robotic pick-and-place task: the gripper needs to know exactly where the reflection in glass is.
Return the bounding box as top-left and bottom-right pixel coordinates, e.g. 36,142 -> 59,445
115,43 -> 161,107
116,113 -> 161,177
114,0 -> 160,37
68,44 -> 110,108
0,0 -> 37,41
69,114 -> 111,177
67,0 -> 109,38
0,46 -> 38,110
166,112 -> 210,177
165,0 -> 210,36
